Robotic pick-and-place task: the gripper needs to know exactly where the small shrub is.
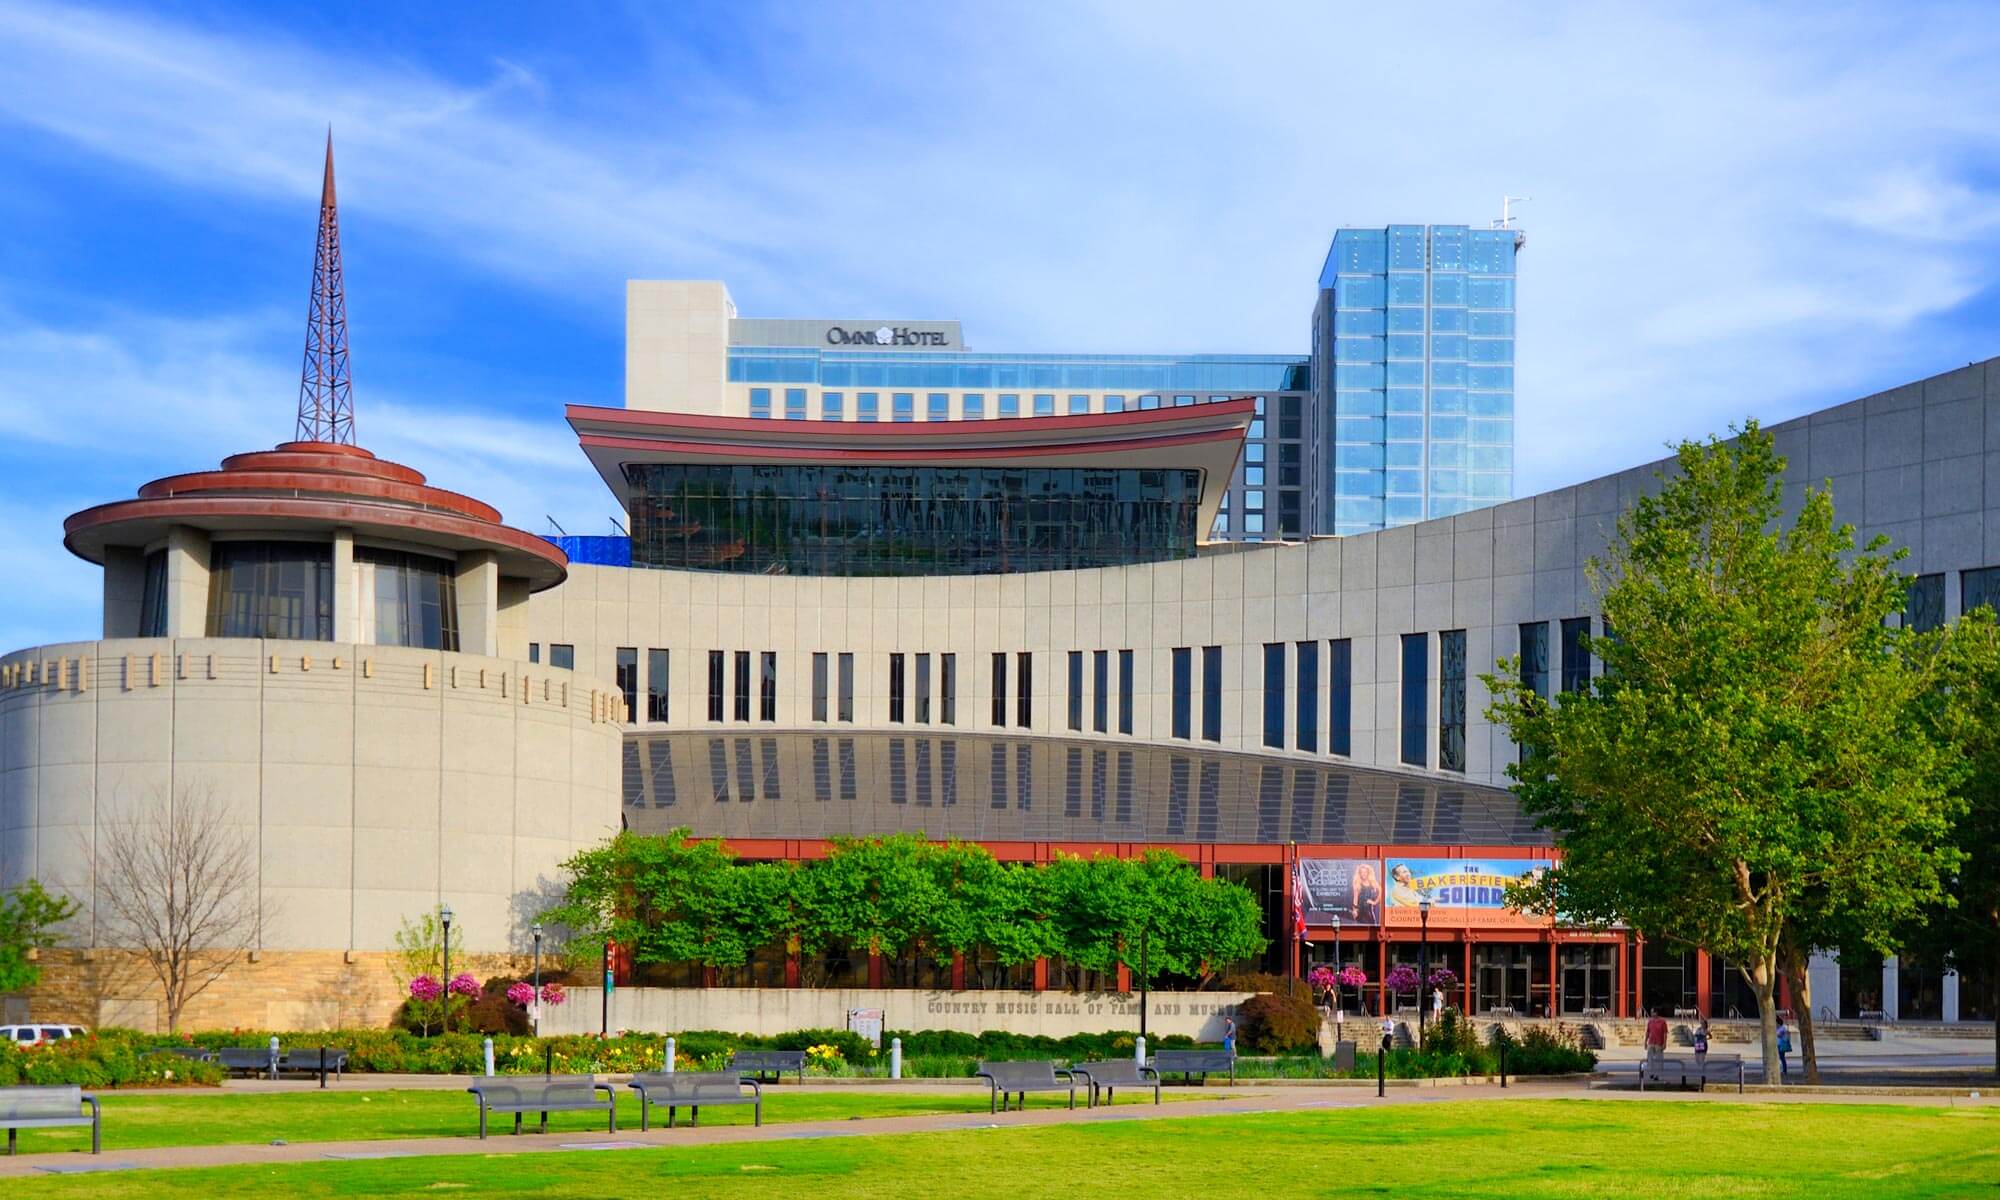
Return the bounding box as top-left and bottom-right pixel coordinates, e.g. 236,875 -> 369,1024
1237,983 -> 1321,1054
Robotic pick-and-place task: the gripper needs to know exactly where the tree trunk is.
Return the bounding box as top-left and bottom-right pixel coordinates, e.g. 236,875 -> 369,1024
1748,959 -> 1780,1085
1782,946 -> 1819,1084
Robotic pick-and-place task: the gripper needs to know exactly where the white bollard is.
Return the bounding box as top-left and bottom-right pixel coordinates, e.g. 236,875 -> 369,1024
483,1037 -> 495,1077
1135,1035 -> 1147,1066
890,1037 -> 903,1080
268,1035 -> 280,1079
665,1037 -> 676,1073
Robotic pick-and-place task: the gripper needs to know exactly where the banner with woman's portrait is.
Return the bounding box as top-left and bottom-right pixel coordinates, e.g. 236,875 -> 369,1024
1291,858 -> 1384,927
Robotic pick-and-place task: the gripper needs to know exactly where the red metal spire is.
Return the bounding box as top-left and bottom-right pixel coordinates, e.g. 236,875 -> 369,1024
296,130 -> 356,445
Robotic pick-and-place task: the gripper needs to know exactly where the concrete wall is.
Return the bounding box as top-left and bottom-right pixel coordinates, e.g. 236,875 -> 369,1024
546,986 -> 1252,1042
0,638 -> 624,957
626,281 -> 734,414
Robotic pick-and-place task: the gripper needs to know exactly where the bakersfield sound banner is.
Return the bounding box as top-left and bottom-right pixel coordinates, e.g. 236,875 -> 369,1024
1382,858 -> 1553,928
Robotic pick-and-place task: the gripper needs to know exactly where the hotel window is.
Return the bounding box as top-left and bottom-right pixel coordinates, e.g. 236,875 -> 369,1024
856,392 -> 880,421
1033,394 -> 1056,416
837,652 -> 854,722
527,643 -> 540,665
1140,394 -> 1161,410
1295,640 -> 1318,752
1959,566 -> 2000,617
1067,651 -> 1084,731
1440,629 -> 1466,773
999,393 -> 1020,417
1904,573 -> 1944,632
1250,420 -> 1265,439
749,387 -> 771,418
1171,647 -> 1192,739
1401,633 -> 1428,766
1068,394 -> 1090,414
1201,645 -> 1222,742
1519,621 -> 1550,698
733,650 -> 751,722
889,653 -> 906,723
1174,394 -> 1194,407
707,650 -> 725,721
1105,394 -> 1126,413
822,391 -> 844,420
616,647 -> 638,723
1246,466 -> 1265,486
784,388 -> 807,420
916,653 -> 932,722
892,392 -> 914,422
760,651 -> 778,722
941,653 -> 957,724
550,644 -> 574,671
1117,649 -> 1133,734
963,393 -> 985,419
812,652 -> 829,722
1093,649 -> 1109,734
1560,617 -> 1591,693
1017,651 -> 1033,728
1262,643 -> 1285,749
992,652 -> 1008,726
1329,638 -> 1352,756
646,648 -> 670,723
927,392 -> 950,420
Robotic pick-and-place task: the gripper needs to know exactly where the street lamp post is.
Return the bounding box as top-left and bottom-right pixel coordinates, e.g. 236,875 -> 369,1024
440,903 -> 454,1035
531,921 -> 544,1038
1417,899 -> 1431,1051
1331,915 -> 1343,1014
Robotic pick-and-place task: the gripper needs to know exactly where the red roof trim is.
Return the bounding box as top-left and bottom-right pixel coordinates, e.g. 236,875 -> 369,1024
576,426 -> 1244,463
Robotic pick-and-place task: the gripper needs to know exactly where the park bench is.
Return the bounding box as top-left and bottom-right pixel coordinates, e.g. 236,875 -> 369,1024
1637,1054 -> 1745,1094
1071,1060 -> 1159,1107
276,1048 -> 348,1080
0,1085 -> 101,1155
465,1076 -> 617,1139
976,1060 -> 1076,1113
729,1050 -> 806,1084
162,1046 -> 217,1065
1151,1048 -> 1237,1086
627,1071 -> 762,1129
217,1047 -> 276,1078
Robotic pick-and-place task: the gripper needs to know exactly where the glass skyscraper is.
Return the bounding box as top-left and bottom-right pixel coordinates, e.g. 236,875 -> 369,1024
1312,225 -> 1519,536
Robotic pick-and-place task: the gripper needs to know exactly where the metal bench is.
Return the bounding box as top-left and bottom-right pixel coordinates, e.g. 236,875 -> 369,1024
1151,1048 -> 1236,1086
1638,1054 -> 1745,1093
217,1047 -> 276,1079
0,1085 -> 100,1155
1071,1060 -> 1159,1107
976,1060 -> 1076,1113
729,1050 -> 806,1084
276,1048 -> 348,1080
466,1076 -> 617,1139
628,1071 -> 762,1129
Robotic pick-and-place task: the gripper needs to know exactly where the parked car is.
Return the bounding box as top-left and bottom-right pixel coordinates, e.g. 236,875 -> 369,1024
0,1024 -> 90,1046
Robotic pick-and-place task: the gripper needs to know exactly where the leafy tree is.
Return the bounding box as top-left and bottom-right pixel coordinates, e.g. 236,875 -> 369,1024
389,910 -> 469,1036
802,834 -> 948,962
1485,422 -> 1969,1080
0,880 -> 78,993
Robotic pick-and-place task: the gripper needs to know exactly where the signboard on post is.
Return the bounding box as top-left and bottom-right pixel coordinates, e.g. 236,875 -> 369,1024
847,1008 -> 884,1048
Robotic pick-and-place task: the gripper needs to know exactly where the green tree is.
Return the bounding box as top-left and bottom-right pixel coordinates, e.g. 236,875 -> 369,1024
389,910 -> 470,1035
0,880 -> 78,994
1484,421 -> 1968,1080
800,834 -> 947,963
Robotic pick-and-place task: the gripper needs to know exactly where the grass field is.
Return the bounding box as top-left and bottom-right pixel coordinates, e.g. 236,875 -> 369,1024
6,1100 -> 1996,1199
3,1085 -> 1149,1154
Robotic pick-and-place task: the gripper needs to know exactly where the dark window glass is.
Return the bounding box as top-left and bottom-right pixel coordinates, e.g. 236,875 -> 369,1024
812,652 -> 829,722
1329,639 -> 1352,756
916,653 -> 932,723
646,648 -> 670,723
1965,566 -> 2000,616
528,643 -> 540,664
1067,651 -> 1084,731
839,737 -> 857,799
1093,649 -> 1109,734
205,541 -> 334,641
1560,617 -> 1591,693
1262,642 -> 1285,748
941,653 -> 956,725
1172,647 -> 1192,739
991,652 -> 1007,727
357,546 -> 459,650
1905,574 -> 1945,632
760,652 -> 777,722
889,653 -> 906,723
837,652 -> 854,722
1520,622 -> 1550,698
616,647 -> 638,723
733,650 -> 751,722
138,549 -> 168,637
1295,640 -> 1318,752
1017,652 -> 1033,728
1201,645 -> 1222,742
1401,633 -> 1428,766
708,651 -> 724,721
550,644 -> 574,671
1117,649 -> 1134,734
1440,629 -> 1466,773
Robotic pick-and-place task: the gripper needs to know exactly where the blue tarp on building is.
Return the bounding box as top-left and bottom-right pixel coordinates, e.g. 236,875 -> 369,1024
545,535 -> 631,567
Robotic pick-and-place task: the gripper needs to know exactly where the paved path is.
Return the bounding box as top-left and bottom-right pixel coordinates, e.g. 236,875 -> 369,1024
3,1079 -> 1993,1179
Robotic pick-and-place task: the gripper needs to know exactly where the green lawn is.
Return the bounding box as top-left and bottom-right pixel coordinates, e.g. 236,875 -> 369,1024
4,1085 -> 1147,1154
7,1101 -> 1997,1199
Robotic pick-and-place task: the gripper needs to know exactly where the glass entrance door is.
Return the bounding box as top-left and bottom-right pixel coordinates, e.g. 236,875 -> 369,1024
1473,945 -> 1534,1013
1560,945 -> 1615,1014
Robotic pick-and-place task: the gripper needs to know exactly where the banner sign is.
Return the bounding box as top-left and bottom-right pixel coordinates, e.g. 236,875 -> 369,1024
1292,858 -> 1384,927
1383,858 -> 1553,928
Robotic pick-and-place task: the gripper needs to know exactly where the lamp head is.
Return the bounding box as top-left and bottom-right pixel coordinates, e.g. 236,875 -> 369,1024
1418,899 -> 1431,916
440,903 -> 453,927
532,920 -> 543,941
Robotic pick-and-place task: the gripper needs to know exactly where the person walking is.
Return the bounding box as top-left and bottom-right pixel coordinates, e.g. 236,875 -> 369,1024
1222,1015 -> 1237,1057
1775,1016 -> 1792,1081
1644,1008 -> 1669,1072
1431,986 -> 1445,1022
1693,1018 -> 1711,1074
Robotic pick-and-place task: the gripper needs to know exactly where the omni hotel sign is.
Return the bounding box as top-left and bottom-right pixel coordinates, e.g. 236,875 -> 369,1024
826,324 -> 949,347
730,317 -> 964,352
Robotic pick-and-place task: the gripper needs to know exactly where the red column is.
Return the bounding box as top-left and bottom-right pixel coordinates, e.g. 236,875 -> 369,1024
1115,962 -> 1132,994
867,951 -> 885,989
1695,950 -> 1711,1018
1614,938 -> 1627,1018
1633,936 -> 1645,1016
1462,939 -> 1474,1014
1033,957 -> 1049,992
951,952 -> 967,992
1778,972 -> 1793,1015
785,946 -> 801,989
1547,940 -> 1559,1019
1377,938 -> 1389,1016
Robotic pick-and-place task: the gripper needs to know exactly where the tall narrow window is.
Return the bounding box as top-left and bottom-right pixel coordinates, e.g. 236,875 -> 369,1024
1329,638 -> 1352,756
812,652 -> 829,722
1201,645 -> 1222,742
760,651 -> 777,722
837,652 -> 854,722
707,650 -> 724,721
528,642 -> 540,665
1067,651 -> 1084,731
916,653 -> 932,723
1017,652 -> 1033,729
646,648 -> 670,723
991,652 -> 1007,727
1171,647 -> 1192,739
1905,573 -> 1945,632
1965,566 -> 2000,615
1440,629 -> 1466,773
1262,642 -> 1286,749
1520,621 -> 1550,698
889,653 -> 906,723
1560,617 -> 1591,693
138,549 -> 168,637
941,653 -> 957,725
1092,650 -> 1109,734
1295,640 -> 1318,753
1117,649 -> 1134,735
1401,633 -> 1428,766
733,650 -> 751,722
616,647 -> 638,724
550,644 -> 574,671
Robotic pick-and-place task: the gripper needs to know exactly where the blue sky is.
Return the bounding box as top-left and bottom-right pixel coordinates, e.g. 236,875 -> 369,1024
2,1 -> 1998,649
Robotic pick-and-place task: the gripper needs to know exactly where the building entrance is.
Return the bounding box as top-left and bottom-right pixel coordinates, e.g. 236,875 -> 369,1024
1559,944 -> 1615,1014
1473,944 -> 1538,1014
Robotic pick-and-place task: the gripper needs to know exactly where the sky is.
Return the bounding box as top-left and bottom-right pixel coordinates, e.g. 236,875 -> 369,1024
1,1 -> 1998,649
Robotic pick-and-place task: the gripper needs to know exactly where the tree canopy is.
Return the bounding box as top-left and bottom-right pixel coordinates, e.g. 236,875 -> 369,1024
0,880 -> 77,994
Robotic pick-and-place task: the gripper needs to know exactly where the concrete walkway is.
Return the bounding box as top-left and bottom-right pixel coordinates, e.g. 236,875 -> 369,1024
3,1078 -> 1993,1179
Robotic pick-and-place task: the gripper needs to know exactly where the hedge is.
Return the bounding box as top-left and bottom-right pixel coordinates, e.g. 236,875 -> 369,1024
0,1031 -> 224,1088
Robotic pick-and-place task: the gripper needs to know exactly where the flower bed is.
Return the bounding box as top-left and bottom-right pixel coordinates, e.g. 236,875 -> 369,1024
0,1032 -> 224,1088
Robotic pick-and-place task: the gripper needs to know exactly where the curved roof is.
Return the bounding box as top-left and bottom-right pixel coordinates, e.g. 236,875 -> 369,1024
64,441 -> 568,591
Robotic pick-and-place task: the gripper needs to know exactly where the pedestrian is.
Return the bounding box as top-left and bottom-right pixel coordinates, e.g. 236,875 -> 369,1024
1693,1018 -> 1710,1073
1644,1007 -> 1668,1071
1776,1016 -> 1791,1081
1222,1015 -> 1237,1057
1431,985 -> 1445,1021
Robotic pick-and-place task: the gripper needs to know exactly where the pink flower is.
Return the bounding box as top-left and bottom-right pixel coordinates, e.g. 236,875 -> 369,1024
540,983 -> 567,1007
1338,966 -> 1369,988
1385,964 -> 1421,993
506,982 -> 536,1007
448,973 -> 481,998
409,974 -> 443,1001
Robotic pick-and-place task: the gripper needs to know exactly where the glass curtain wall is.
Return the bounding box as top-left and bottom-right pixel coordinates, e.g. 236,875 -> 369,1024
356,546 -> 460,651
205,541 -> 335,641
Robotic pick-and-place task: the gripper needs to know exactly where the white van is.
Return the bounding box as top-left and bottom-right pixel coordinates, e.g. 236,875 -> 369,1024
0,1024 -> 89,1046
